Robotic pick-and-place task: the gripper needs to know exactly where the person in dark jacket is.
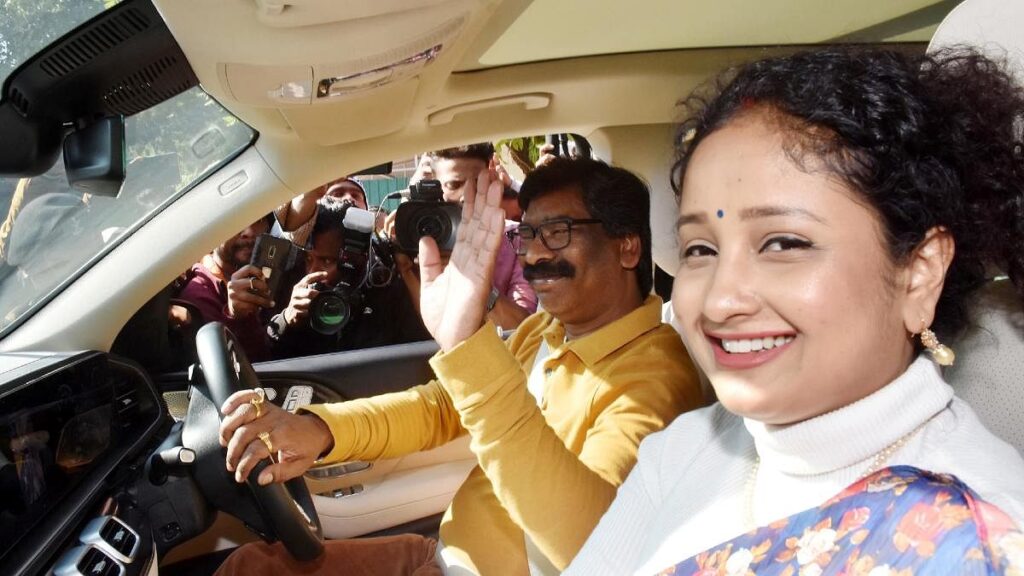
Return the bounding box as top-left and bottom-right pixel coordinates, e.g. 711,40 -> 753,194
230,200 -> 429,359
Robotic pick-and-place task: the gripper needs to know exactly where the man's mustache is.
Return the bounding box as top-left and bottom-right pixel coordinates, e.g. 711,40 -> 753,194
523,260 -> 576,281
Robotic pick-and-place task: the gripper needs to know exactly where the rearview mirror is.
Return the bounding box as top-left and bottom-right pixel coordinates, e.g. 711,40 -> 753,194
63,115 -> 126,197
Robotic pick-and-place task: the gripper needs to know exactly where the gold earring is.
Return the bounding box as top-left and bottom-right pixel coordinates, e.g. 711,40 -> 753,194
919,323 -> 955,366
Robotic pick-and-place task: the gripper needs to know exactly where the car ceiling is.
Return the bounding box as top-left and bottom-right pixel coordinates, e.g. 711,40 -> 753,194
471,0 -> 953,69
143,0 -> 951,278
0,0 -> 957,354
153,0 -> 953,157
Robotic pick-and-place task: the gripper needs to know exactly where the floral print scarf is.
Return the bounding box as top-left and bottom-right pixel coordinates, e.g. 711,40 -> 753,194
656,466 -> 1023,575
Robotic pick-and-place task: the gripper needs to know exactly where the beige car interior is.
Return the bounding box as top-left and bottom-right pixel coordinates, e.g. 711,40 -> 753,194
2,0 -> 1015,565
927,0 -> 1024,457
1,0 -> 947,353
168,0 -> 1022,562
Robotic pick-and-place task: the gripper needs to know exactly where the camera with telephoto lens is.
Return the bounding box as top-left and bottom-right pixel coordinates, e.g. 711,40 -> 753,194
308,206 -> 377,335
308,280 -> 361,335
394,179 -> 461,254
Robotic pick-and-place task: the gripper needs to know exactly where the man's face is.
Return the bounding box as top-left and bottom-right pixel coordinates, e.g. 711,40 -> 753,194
218,219 -> 269,269
325,181 -> 367,210
520,187 -> 639,332
501,194 -> 523,221
434,157 -> 487,202
305,229 -> 343,286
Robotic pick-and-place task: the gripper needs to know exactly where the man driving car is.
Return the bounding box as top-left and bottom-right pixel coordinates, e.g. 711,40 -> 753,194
215,157 -> 703,575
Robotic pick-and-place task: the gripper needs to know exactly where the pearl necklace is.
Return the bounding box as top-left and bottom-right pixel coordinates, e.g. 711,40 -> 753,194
742,417 -> 932,531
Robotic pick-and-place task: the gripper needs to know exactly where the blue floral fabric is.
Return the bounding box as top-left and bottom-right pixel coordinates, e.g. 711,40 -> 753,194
657,466 -> 1024,576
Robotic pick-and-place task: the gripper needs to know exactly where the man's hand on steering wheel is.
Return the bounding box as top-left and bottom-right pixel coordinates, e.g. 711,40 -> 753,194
219,389 -> 334,485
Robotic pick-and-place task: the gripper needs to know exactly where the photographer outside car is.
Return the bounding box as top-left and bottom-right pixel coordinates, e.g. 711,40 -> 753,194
176,214 -> 276,362
228,198 -> 430,359
387,144 -> 537,331
271,176 -> 369,249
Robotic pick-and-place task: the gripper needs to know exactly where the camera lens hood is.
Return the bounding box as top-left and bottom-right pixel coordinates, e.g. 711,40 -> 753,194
309,289 -> 351,335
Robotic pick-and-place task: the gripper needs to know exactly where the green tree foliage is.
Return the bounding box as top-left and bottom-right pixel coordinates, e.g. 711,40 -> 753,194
127,90 -> 250,188
1,0 -> 251,191
495,136 -> 547,177
0,0 -> 110,83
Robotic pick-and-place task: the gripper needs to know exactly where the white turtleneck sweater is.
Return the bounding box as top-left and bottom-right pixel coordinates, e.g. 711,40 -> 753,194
565,356 -> 1024,575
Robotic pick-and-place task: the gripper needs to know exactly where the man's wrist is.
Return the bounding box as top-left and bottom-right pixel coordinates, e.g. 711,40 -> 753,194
304,413 -> 334,462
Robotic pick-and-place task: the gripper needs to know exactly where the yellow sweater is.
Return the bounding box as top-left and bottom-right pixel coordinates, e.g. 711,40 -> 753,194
303,296 -> 702,574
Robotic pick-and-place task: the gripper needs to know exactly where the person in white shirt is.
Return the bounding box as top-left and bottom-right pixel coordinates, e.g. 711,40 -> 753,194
567,48 -> 1024,575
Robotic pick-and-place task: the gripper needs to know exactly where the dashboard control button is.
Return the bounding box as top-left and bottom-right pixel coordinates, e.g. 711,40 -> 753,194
80,516 -> 140,563
54,545 -> 125,576
159,521 -> 182,542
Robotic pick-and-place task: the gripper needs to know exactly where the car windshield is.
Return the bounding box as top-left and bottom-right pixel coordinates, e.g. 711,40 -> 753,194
0,1 -> 255,336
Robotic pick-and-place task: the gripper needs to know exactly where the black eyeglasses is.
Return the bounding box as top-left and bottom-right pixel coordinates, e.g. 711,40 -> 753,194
506,218 -> 603,255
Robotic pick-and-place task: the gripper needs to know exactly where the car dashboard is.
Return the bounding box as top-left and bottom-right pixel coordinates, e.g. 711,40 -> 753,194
0,351 -> 168,576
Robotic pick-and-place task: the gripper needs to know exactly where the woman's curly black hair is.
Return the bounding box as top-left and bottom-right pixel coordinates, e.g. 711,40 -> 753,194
671,48 -> 1024,339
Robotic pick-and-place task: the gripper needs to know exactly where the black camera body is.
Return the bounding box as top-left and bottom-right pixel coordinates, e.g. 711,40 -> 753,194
308,206 -> 375,335
394,179 -> 461,253
308,280 -> 362,336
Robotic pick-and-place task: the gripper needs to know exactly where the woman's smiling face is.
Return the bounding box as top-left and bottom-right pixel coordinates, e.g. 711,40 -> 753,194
672,111 -> 918,425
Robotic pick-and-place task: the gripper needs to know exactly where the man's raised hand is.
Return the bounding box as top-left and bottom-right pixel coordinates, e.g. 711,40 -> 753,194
419,166 -> 505,351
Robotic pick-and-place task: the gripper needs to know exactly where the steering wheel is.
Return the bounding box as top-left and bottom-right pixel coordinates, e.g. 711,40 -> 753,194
188,322 -> 324,561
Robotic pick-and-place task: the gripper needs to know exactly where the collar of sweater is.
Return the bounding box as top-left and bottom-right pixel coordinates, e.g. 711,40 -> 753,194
743,356 -> 952,476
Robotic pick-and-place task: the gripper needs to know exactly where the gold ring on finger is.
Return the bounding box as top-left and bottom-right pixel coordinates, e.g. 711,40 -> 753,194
258,431 -> 276,462
249,387 -> 265,418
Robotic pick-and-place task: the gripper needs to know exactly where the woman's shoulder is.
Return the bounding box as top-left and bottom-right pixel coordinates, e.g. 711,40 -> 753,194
664,401 -> 741,433
640,403 -> 749,470
938,396 -> 1023,465
682,402 -> 744,429
923,397 -> 1024,523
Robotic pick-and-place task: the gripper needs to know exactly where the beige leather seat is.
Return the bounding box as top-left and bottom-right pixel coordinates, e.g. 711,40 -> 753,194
945,280 -> 1024,454
929,0 -> 1024,455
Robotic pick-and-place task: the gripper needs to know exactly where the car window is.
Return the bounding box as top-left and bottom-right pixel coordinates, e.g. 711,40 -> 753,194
0,1 -> 112,87
0,86 -> 255,335
0,1 -> 257,338
0,0 -> 255,336
182,136 -> 583,364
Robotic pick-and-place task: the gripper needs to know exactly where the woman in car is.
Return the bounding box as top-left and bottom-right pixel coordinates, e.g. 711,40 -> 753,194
566,48 -> 1024,575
